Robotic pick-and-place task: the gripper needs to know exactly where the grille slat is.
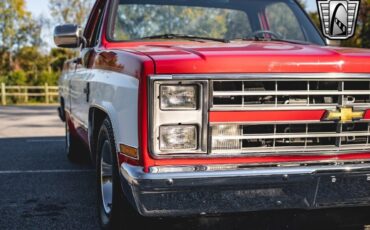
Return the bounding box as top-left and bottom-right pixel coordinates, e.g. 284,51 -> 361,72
210,79 -> 370,156
211,145 -> 370,155
212,80 -> 370,109
212,132 -> 370,140
213,90 -> 370,96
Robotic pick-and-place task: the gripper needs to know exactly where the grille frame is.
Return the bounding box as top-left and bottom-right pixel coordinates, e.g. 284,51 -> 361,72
149,74 -> 370,160
209,75 -> 370,157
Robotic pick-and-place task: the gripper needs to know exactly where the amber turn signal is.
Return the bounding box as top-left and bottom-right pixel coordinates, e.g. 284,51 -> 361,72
119,144 -> 138,159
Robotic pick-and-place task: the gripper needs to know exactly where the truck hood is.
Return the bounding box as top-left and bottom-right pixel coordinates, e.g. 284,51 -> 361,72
120,41 -> 370,74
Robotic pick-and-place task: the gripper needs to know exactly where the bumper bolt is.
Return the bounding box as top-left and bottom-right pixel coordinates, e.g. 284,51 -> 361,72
166,179 -> 174,186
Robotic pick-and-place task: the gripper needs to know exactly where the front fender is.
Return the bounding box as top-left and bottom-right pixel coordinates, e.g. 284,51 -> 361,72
88,69 -> 139,158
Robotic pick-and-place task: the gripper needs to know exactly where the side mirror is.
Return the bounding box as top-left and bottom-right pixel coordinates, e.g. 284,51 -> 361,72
54,24 -> 84,48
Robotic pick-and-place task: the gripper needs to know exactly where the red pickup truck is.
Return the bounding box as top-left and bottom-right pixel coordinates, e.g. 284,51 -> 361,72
54,0 -> 370,229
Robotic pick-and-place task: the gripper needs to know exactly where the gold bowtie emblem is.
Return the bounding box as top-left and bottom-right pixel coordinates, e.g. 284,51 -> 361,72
325,107 -> 364,123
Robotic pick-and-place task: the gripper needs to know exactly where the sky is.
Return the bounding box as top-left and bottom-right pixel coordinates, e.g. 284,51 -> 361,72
26,0 -> 51,18
306,0 -> 317,12
26,0 -> 53,49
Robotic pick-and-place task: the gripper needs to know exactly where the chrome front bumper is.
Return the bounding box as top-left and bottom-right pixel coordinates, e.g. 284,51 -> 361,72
120,163 -> 370,217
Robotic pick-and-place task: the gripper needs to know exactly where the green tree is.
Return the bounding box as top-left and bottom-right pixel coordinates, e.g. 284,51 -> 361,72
308,12 -> 320,29
335,0 -> 370,48
358,0 -> 370,48
14,46 -> 49,82
49,0 -> 93,25
0,0 -> 40,74
3,70 -> 27,86
49,48 -> 75,73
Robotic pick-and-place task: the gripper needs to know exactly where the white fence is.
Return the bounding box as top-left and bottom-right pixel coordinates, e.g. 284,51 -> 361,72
0,83 -> 59,105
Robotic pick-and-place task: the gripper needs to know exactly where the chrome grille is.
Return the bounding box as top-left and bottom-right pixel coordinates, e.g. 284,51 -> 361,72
211,80 -> 370,110
210,78 -> 370,156
211,122 -> 370,155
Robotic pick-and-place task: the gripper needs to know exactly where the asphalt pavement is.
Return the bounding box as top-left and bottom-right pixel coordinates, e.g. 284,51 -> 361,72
2,106 -> 370,230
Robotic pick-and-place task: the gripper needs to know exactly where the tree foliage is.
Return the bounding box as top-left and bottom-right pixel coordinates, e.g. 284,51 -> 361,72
49,0 -> 93,25
355,0 -> 370,48
0,0 -> 91,89
0,0 -> 42,74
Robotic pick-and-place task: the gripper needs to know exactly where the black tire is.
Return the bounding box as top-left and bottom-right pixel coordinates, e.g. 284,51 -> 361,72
97,118 -> 139,230
65,120 -> 85,163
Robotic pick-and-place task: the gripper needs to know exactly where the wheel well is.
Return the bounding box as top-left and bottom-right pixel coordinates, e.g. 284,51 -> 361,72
89,107 -> 108,166
60,97 -> 65,107
58,97 -> 66,122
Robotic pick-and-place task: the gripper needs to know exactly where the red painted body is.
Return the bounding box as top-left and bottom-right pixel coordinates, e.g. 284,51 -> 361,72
65,111 -> 90,149
209,110 -> 327,123
70,0 -> 370,172
117,43 -> 370,171
101,40 -> 370,171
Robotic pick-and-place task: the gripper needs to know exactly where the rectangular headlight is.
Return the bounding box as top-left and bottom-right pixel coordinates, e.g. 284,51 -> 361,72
160,85 -> 198,110
160,125 -> 197,151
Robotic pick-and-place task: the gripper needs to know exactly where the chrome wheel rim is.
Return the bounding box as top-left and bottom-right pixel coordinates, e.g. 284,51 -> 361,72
100,140 -> 113,215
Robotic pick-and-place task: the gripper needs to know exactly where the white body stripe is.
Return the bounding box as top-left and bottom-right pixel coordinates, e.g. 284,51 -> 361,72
60,68 -> 139,151
89,69 -> 139,150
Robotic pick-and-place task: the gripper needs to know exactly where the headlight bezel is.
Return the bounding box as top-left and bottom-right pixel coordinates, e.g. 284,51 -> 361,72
149,76 -> 209,157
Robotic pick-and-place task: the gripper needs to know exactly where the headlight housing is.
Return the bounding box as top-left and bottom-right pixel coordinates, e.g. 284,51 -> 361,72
160,85 -> 198,110
149,78 -> 208,156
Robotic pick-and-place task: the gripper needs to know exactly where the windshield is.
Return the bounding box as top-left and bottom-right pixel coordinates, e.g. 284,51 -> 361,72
109,0 -> 325,45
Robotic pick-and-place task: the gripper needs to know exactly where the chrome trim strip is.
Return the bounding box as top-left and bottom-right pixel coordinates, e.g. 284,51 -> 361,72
139,149 -> 370,159
122,163 -> 370,179
211,147 -> 370,155
213,90 -> 370,96
151,73 -> 370,80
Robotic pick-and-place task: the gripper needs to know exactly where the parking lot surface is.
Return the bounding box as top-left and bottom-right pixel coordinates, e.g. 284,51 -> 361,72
2,106 -> 370,230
